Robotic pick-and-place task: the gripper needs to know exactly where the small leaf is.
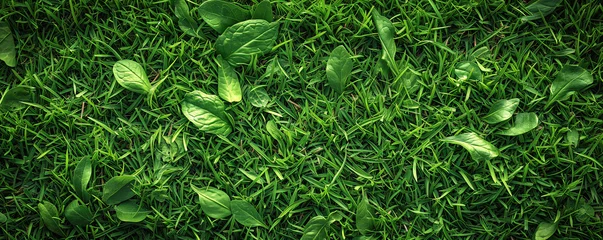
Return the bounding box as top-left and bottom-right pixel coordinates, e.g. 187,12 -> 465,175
498,113 -> 539,136
113,60 -> 152,94
0,86 -> 33,111
454,62 -> 482,81
483,99 -> 520,124
102,175 -> 136,205
0,212 -> 6,223
520,0 -> 563,21
199,0 -> 250,33
575,203 -> 595,223
231,200 -> 266,227
38,201 -> 64,236
247,88 -> 270,108
181,91 -> 232,135
326,45 -> 353,94
394,67 -> 420,95
73,157 -> 92,202
65,200 -> 93,226
217,55 -> 242,102
356,196 -> 374,235
115,201 -> 150,223
191,185 -> 232,219
216,19 -> 279,66
566,129 -> 579,146
441,133 -> 499,162
327,211 -> 344,224
172,0 -> 202,38
546,65 -> 593,108
0,22 -> 16,67
535,222 -> 557,240
372,10 -> 396,73
301,215 -> 329,240
252,0 -> 273,22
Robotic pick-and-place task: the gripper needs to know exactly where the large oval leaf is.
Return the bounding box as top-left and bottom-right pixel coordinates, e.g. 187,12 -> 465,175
65,200 -> 93,226
520,0 -> 563,21
199,0 -> 250,33
216,19 -> 279,66
102,175 -> 136,205
356,196 -> 374,235
191,185 -> 232,219
0,22 -> 16,67
301,215 -> 329,240
181,91 -> 232,135
73,157 -> 92,202
441,133 -> 499,162
0,86 -> 33,111
372,10 -> 396,73
546,65 -> 593,108
172,0 -> 202,38
38,201 -> 64,236
113,60 -> 152,94
251,0 -> 273,22
483,98 -> 520,124
231,200 -> 266,228
115,201 -> 150,223
498,113 -> 539,136
454,62 -> 482,81
535,222 -> 557,240
217,55 -> 242,102
326,45 -> 353,94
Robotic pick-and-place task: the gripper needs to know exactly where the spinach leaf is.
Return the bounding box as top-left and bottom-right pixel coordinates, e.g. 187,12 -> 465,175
181,91 -> 232,136
535,222 -> 557,240
217,55 -> 242,102
546,65 -> 593,108
113,60 -> 152,94
0,22 -> 16,67
498,113 -> 539,136
72,157 -> 92,202
247,87 -> 270,108
216,19 -> 279,66
483,98 -> 520,124
441,133 -> 499,162
252,0 -> 273,22
301,215 -> 329,240
102,175 -> 136,205
115,201 -> 150,222
372,10 -> 396,73
231,200 -> 266,228
65,200 -> 93,226
38,201 -> 64,236
454,62 -> 482,81
326,45 -> 353,94
0,86 -> 33,111
191,185 -> 232,219
199,0 -> 250,33
172,0 -> 203,38
520,0 -> 563,21
356,196 -> 374,235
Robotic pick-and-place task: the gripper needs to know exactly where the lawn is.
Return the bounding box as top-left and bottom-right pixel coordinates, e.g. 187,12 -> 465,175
1,0 -> 602,239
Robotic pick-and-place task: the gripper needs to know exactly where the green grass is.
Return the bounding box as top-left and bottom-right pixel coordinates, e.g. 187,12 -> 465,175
1,0 -> 602,239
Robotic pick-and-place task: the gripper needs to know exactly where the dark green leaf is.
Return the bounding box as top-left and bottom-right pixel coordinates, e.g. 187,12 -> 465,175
535,222 -> 557,240
327,211 -> 343,224
191,185 -> 231,219
483,99 -> 520,124
73,157 -> 92,201
231,200 -> 266,227
38,201 -> 64,236
199,0 -> 250,33
102,175 -> 136,205
247,87 -> 270,108
115,201 -> 150,222
454,62 -> 482,81
546,65 -> 593,108
575,203 -> 594,223
498,113 -> 539,136
326,45 -> 353,94
0,86 -> 33,111
372,10 -> 396,73
0,22 -> 16,67
301,215 -> 329,240
113,60 -> 152,94
216,19 -> 279,66
0,212 -> 6,223
252,0 -> 273,22
65,200 -> 93,226
172,0 -> 202,38
441,133 -> 499,162
181,91 -> 232,135
520,0 -> 563,21
217,55 -> 242,102
356,196 -> 374,235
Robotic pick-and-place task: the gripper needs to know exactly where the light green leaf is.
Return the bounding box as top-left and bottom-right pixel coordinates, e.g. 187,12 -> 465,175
65,200 -> 93,226
372,10 -> 396,73
0,22 -> 16,67
301,215 -> 329,240
172,0 -> 202,38
115,201 -> 150,223
252,0 -> 273,22
441,133 -> 499,162
216,19 -> 278,66
535,222 -> 557,240
113,60 -> 152,94
0,86 -> 33,111
566,129 -> 579,146
356,196 -> 374,235
181,91 -> 232,135
394,67 -> 420,95
498,113 -> 539,136
247,87 -> 270,108
102,175 -> 136,205
327,211 -> 344,224
483,98 -> 520,124
199,0 -> 250,33
520,0 -> 563,21
191,185 -> 232,219
326,45 -> 353,94
38,201 -> 64,236
231,200 -> 266,228
73,157 -> 92,202
546,65 -> 593,108
217,55 -> 242,102
454,62 -> 482,81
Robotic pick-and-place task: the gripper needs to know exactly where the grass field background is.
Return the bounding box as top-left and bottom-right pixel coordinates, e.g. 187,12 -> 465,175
1,0 -> 602,239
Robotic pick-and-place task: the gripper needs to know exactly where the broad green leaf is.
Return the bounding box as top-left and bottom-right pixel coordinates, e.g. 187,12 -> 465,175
217,55 -> 242,102
566,129 -> 579,146
191,185 -> 232,219
575,203 -> 594,223
454,62 -> 482,81
247,88 -> 270,108
546,65 -> 593,108
498,113 -> 539,136
0,212 -> 6,223
115,201 -> 150,223
65,200 -> 93,226
102,175 -> 136,205
395,67 -> 420,95
172,0 -> 202,38
520,0 -> 563,21
38,201 -> 64,236
216,19 -> 279,66
356,196 -> 374,235
441,133 -> 499,162
301,215 -> 329,240
181,91 -> 232,136
326,45 -> 353,94
231,200 -> 266,227
73,157 -> 92,202
0,86 -> 33,111
252,0 -> 273,22
372,10 -> 396,73
266,120 -> 282,142
113,60 -> 152,94
0,22 -> 16,67
535,222 -> 557,240
483,99 -> 520,124
199,0 -> 250,33
327,211 -> 344,224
